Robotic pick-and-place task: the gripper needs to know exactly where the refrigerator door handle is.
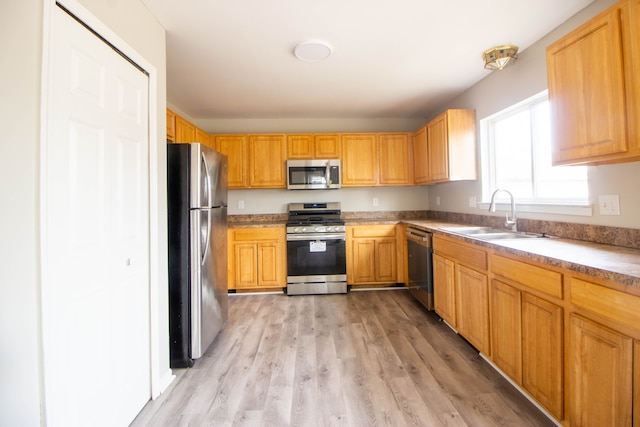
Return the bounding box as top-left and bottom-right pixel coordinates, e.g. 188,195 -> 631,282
201,210 -> 211,266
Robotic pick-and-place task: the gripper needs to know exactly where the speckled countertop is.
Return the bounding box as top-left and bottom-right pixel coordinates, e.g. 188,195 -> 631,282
228,212 -> 640,289
403,219 -> 640,289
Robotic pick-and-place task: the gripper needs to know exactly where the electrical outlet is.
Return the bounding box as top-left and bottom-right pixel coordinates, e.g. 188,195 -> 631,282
436,196 -> 441,206
469,196 -> 477,208
372,197 -> 379,207
598,194 -> 620,215
238,199 -> 245,210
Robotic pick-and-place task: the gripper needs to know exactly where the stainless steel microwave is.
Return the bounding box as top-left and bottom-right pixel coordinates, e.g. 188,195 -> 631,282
286,159 -> 341,190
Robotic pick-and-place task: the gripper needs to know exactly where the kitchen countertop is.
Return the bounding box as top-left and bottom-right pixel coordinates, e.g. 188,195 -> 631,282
402,219 -> 640,289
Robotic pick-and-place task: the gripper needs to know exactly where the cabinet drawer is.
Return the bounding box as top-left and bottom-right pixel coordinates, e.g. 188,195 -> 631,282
571,278 -> 640,331
492,255 -> 563,299
433,236 -> 487,271
230,227 -> 283,241
349,225 -> 397,238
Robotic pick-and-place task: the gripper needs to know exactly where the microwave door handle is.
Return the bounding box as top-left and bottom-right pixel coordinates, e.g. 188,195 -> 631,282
325,160 -> 330,188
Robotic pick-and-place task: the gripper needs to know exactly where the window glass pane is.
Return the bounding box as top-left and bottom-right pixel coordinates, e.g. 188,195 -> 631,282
493,109 -> 532,199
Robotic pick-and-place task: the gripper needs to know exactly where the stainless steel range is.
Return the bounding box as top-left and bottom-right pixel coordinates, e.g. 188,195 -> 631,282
286,202 -> 347,295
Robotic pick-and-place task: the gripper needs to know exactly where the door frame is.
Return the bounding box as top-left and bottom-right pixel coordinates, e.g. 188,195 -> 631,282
39,0 -> 168,410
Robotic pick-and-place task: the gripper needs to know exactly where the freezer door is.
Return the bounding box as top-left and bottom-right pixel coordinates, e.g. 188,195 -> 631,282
190,207 -> 227,359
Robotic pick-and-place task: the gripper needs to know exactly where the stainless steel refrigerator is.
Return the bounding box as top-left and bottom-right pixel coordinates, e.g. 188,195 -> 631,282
167,142 -> 228,368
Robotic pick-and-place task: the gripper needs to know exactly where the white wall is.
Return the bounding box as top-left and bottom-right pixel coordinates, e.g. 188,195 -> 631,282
0,1 -> 168,425
0,1 -> 44,425
428,0 -> 640,229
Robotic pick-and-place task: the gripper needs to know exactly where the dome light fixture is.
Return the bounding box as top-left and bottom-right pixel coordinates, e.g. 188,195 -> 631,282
294,40 -> 332,62
483,45 -> 519,71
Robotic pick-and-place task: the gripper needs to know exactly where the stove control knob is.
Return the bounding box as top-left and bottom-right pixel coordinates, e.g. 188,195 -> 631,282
293,227 -> 300,233
301,227 -> 307,233
326,226 -> 334,232
314,226 -> 321,232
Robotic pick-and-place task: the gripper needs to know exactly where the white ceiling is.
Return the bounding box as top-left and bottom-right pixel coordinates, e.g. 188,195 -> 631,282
141,0 -> 594,120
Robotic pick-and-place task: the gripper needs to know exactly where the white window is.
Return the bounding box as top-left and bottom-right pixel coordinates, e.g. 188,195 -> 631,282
481,91 -> 589,209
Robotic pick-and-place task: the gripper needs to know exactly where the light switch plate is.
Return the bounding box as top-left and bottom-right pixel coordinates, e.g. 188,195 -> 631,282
469,196 -> 477,208
598,194 -> 620,215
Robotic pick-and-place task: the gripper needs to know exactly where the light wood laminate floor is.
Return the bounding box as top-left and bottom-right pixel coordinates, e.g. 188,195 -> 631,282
131,290 -> 556,427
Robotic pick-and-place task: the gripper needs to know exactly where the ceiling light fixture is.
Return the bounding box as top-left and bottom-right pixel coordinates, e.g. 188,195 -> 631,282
482,45 -> 519,71
294,40 -> 332,62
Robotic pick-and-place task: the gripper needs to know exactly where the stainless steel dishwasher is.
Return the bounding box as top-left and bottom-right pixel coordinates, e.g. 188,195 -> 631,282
406,226 -> 434,310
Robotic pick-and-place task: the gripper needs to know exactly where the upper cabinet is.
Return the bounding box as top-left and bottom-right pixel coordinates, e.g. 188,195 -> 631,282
175,115 -> 196,143
248,134 -> 287,188
341,134 -> 378,186
426,109 -> 477,184
214,134 -> 249,189
546,0 -> 640,165
287,134 -> 340,159
341,133 -> 413,187
166,109 -> 176,142
412,126 -> 429,184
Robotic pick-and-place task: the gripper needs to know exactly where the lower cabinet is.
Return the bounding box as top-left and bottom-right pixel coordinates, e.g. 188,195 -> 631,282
347,225 -> 398,285
490,255 -> 564,420
569,314 -> 633,426
433,235 -> 489,353
228,227 -> 286,290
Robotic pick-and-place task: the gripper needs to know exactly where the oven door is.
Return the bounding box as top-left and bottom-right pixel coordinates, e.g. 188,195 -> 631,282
286,233 -> 346,282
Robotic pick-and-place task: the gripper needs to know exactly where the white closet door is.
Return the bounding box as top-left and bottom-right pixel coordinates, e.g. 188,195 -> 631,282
42,5 -> 150,426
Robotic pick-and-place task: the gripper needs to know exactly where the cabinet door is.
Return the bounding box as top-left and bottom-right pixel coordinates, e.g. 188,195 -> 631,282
175,115 -> 196,143
378,133 -> 412,185
427,112 -> 449,182
569,314 -> 633,427
166,109 -> 176,142
195,128 -> 211,148
234,243 -> 258,288
375,239 -> 397,282
546,5 -> 628,164
522,293 -> 563,419
490,279 -> 522,383
287,134 -> 314,159
215,135 -> 249,188
341,134 -> 378,186
257,242 -> 281,287
433,253 -> 456,327
455,264 -> 490,354
412,126 -> 429,184
249,134 -> 287,188
314,134 -> 340,158
351,239 -> 376,283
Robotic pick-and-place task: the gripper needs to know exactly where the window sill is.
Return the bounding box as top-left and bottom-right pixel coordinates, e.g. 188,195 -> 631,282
477,202 -> 592,217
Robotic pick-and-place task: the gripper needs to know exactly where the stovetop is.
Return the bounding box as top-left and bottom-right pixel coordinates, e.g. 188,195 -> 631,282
286,202 -> 345,232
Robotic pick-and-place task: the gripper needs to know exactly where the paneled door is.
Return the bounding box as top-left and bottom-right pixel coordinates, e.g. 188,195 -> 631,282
42,5 -> 150,426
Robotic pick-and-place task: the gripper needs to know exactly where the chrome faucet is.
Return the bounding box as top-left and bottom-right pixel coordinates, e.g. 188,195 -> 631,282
489,189 -> 517,231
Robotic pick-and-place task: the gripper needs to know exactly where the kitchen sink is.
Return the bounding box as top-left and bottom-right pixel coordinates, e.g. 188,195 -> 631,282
440,226 -> 548,241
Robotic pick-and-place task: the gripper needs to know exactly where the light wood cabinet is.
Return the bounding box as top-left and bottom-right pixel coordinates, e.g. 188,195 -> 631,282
490,253 -> 564,419
426,109 -> 477,183
433,235 -> 488,342
195,127 -> 212,148
228,227 -> 286,290
569,314 -> 633,426
347,225 -> 398,285
456,264 -> 490,354
490,280 -> 522,383
378,133 -> 413,185
521,293 -> 563,419
166,108 -> 176,142
546,0 -> 640,165
341,134 -> 378,186
433,252 -> 456,327
175,115 -> 196,143
248,134 -> 287,188
412,125 -> 429,184
214,134 -> 249,188
287,134 -> 340,159
214,134 -> 286,189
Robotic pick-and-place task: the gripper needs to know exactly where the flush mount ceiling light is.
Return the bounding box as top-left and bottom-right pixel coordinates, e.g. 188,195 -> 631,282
483,44 -> 519,71
294,40 -> 332,62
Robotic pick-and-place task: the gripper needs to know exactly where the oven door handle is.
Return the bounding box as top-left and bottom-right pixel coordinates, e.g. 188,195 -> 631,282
286,233 -> 346,241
